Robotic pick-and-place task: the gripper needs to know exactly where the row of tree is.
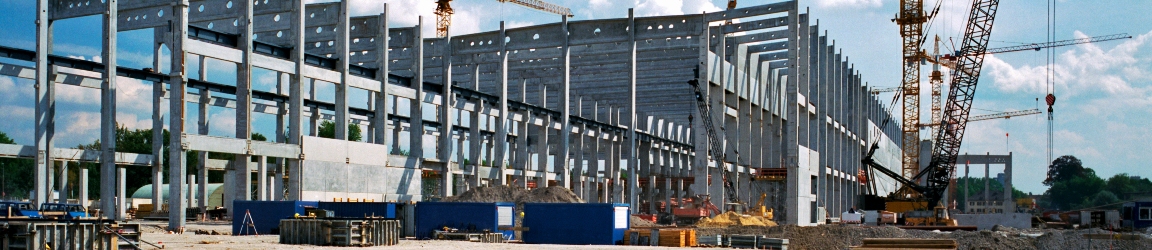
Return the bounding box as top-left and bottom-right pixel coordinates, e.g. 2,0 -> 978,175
1041,155 -> 1152,210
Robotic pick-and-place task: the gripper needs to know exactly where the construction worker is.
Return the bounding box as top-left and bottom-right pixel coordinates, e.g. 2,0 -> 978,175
848,206 -> 857,214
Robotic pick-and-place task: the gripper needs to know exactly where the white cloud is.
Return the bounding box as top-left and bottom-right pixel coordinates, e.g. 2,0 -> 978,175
812,0 -> 882,9
0,105 -> 34,122
209,111 -> 237,137
986,30 -> 1152,105
0,77 -> 33,102
55,83 -> 100,106
59,111 -> 101,145
506,21 -> 536,30
634,0 -> 721,17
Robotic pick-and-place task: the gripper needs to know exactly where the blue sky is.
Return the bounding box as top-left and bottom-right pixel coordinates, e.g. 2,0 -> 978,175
0,0 -> 1149,194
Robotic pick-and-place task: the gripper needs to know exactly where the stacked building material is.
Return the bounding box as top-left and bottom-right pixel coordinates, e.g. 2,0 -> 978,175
851,238 -> 958,249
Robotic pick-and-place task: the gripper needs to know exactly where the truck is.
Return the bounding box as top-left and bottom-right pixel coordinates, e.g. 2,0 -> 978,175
0,201 -> 42,218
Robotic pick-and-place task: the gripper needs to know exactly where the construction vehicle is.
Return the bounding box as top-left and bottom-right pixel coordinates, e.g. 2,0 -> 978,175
745,193 -> 774,220
671,195 -> 721,225
861,0 -> 1001,227
687,77 -> 744,217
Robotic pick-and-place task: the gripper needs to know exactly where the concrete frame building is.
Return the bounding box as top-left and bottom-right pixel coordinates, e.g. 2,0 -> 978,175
0,0 -> 903,230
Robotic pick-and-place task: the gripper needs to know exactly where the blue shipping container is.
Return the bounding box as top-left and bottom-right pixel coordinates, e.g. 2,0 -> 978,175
232,200 -> 319,235
414,202 -> 515,239
317,202 -> 398,219
522,203 -> 630,245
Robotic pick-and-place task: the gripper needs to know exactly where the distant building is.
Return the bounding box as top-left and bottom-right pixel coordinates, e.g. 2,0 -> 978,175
966,190 -> 1006,214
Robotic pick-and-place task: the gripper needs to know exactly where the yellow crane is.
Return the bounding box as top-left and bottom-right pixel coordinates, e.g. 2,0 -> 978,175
435,0 -> 574,38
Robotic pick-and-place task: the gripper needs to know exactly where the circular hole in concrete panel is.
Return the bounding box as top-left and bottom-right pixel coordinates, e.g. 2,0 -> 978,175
86,1 -> 90,6
326,54 -> 332,58
362,50 -> 368,55
669,24 -> 674,29
208,22 -> 214,29
658,25 -> 663,29
157,9 -> 164,17
470,41 -> 474,46
316,27 -> 323,33
487,40 -> 492,45
274,14 -> 280,22
276,31 -> 283,37
505,36 -> 510,43
351,25 -> 356,31
143,15 -> 147,20
227,1 -> 233,9
593,28 -> 601,35
254,0 -> 259,6
253,34 -> 258,39
233,19 -> 239,26
68,3 -> 73,8
353,38 -> 360,43
647,26 -> 652,30
328,41 -> 334,46
370,38 -> 375,42
310,13 -> 315,18
126,16 -> 131,22
199,5 -> 205,12
135,16 -> 140,20
315,42 -> 321,48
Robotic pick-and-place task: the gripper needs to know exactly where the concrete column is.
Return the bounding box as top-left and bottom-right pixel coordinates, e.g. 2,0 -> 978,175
167,0 -> 190,230
187,174 -> 194,210
375,4 -> 390,145
117,167 -> 126,219
58,161 -> 67,203
784,7 -> 807,225
439,28 -> 455,197
197,87 -> 210,212
556,16 -> 572,188
334,0 -> 350,140
47,161 -> 54,201
230,0 -> 255,219
258,156 -> 268,201
984,153 -> 990,212
469,100 -> 484,188
537,114 -> 550,186
610,108 -> 623,203
572,97 -> 584,198
33,0 -> 53,209
152,41 -> 165,213
624,8 -> 640,211
1005,152 -> 1013,213
690,18 -> 711,201
517,112 -> 530,188
493,22 -> 510,186
80,168 -> 88,208
100,0 -> 121,219
274,160 -> 285,201
287,0 -> 307,201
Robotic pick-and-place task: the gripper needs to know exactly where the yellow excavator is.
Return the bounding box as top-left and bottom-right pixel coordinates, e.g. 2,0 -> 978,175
745,193 -> 773,220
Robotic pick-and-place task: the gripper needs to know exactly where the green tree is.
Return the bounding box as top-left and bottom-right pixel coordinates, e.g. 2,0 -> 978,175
1104,173 -> 1152,200
251,133 -> 268,142
317,121 -> 362,142
1077,190 -> 1121,210
0,131 -> 34,199
1045,155 -> 1088,186
1044,173 -> 1105,210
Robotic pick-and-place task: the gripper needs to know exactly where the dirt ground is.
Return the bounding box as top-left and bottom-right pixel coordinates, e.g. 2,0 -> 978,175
130,220 -> 1152,250
143,232 -> 690,250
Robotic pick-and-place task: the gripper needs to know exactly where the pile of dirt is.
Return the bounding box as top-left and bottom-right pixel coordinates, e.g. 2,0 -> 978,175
696,225 -> 1043,249
695,211 -> 778,228
443,185 -> 583,205
1035,228 -> 1152,250
631,216 -> 661,227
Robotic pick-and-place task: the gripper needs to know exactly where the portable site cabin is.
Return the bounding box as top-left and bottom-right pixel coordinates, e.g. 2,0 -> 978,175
1122,201 -> 1152,229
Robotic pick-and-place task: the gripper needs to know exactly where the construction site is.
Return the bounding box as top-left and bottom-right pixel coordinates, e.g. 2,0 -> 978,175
0,0 -> 1149,249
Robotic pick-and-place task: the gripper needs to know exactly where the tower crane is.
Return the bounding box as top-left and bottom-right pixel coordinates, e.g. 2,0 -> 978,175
863,0 -> 1001,225
894,0 -> 931,182
435,0 -> 574,38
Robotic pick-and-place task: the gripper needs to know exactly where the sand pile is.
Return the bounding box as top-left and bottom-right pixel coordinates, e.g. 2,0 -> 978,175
631,216 -> 661,228
695,211 -> 778,228
443,185 -> 583,204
